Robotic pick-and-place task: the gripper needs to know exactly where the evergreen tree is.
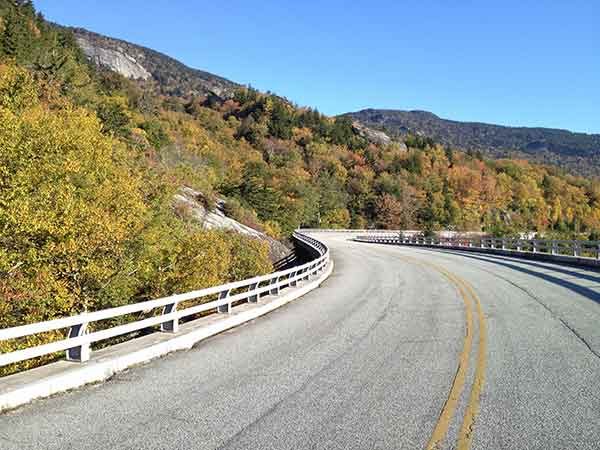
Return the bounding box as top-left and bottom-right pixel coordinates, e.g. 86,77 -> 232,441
1,8 -> 22,58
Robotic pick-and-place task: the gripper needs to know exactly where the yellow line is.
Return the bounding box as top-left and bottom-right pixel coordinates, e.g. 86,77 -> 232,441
394,255 -> 487,450
395,256 -> 473,450
456,281 -> 487,450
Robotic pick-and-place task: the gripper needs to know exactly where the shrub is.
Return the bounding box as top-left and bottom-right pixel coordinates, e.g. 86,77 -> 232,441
140,119 -> 170,149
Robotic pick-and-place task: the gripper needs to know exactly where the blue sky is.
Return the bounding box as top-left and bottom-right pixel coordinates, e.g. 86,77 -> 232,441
36,1 -> 599,133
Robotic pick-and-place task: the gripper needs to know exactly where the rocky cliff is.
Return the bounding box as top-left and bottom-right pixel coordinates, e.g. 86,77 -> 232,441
72,28 -> 239,97
75,35 -> 151,80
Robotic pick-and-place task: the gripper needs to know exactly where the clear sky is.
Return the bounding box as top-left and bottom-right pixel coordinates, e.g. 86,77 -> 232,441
36,1 -> 599,133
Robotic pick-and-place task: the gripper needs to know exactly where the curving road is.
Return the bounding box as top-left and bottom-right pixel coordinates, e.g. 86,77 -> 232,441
1,232 -> 600,449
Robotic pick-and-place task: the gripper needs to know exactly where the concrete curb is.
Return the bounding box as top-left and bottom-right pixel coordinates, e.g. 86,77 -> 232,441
0,261 -> 334,413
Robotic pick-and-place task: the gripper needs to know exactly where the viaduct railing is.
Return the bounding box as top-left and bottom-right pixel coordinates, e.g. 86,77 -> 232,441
354,233 -> 600,264
299,228 -> 410,234
0,232 -> 329,370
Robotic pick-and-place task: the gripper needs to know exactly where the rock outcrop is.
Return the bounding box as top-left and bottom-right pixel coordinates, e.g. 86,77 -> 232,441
173,187 -> 293,266
76,36 -> 151,80
351,121 -> 392,146
72,28 -> 239,97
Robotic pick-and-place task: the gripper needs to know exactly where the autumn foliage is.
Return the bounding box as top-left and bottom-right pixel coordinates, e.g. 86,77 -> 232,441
2,0 -> 600,374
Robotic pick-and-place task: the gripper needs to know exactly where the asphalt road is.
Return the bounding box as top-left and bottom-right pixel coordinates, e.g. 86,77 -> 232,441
1,232 -> 599,449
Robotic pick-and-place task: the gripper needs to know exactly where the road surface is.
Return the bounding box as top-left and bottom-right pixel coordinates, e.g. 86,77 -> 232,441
1,232 -> 599,449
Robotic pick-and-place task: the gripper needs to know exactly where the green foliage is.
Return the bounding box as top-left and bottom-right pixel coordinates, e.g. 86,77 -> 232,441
221,196 -> 265,232
225,233 -> 272,281
95,97 -> 131,137
239,161 -> 283,221
404,133 -> 435,149
329,116 -> 366,149
140,119 -> 170,149
0,2 -> 35,60
268,98 -> 294,140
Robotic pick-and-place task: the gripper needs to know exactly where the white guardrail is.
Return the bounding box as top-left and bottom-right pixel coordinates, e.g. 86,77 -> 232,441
0,232 -> 329,369
299,228 -> 409,234
354,233 -> 600,260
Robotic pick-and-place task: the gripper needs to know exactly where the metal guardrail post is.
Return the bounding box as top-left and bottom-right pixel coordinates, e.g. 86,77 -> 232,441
269,276 -> 281,295
573,243 -> 580,257
300,267 -> 308,280
306,263 -> 315,280
160,302 -> 179,333
247,282 -> 259,303
217,289 -> 232,313
66,321 -> 90,362
289,270 -> 298,287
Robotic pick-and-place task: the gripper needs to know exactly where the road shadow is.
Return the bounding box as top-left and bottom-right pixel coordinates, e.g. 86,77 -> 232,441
436,248 -> 600,281
409,247 -> 600,306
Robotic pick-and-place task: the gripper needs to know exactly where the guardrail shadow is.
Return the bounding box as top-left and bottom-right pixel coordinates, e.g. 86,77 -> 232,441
416,247 -> 600,306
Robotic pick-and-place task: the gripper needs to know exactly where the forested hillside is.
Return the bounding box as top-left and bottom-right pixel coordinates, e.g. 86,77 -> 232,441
2,1 -> 600,371
346,109 -> 600,176
0,0 -> 272,372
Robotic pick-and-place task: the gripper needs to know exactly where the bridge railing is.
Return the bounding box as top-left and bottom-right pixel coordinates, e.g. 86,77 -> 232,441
355,234 -> 600,260
0,232 -> 329,369
299,228 -> 409,233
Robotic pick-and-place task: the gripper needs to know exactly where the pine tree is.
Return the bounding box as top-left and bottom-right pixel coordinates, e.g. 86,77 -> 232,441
1,8 -> 21,58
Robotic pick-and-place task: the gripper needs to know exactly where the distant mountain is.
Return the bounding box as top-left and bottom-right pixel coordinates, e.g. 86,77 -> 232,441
345,109 -> 600,176
72,28 -> 239,97
70,27 -> 600,176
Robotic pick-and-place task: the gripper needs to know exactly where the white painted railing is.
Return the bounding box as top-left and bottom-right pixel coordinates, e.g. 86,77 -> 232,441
300,228 -> 410,234
355,234 -> 600,260
0,232 -> 329,369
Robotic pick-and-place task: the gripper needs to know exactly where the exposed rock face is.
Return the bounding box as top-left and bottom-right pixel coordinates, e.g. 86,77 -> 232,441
351,121 -> 392,146
71,28 -> 239,97
76,36 -> 151,80
173,187 -> 293,265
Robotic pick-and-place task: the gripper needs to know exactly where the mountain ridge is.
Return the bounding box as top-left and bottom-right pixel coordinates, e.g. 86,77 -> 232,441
70,25 -> 600,177
71,27 -> 240,97
351,108 -> 598,134
345,108 -> 600,176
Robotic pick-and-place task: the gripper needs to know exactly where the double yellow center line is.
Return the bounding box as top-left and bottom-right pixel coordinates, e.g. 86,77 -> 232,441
398,256 -> 487,450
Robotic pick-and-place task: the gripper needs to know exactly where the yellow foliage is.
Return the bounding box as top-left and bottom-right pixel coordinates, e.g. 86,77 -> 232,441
321,208 -> 351,228
0,66 -> 274,376
263,220 -> 282,239
0,64 -> 38,112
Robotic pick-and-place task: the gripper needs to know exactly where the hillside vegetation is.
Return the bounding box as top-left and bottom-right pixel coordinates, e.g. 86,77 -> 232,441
2,1 -> 600,372
346,109 -> 600,176
0,0 -> 271,373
